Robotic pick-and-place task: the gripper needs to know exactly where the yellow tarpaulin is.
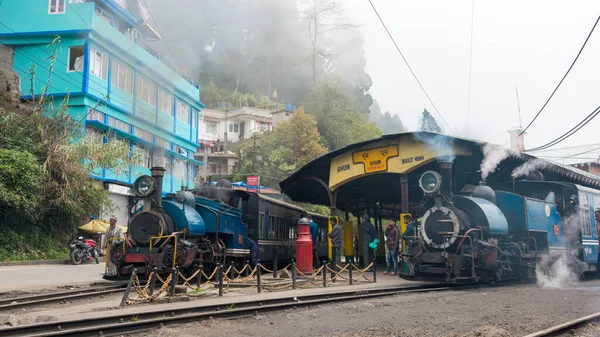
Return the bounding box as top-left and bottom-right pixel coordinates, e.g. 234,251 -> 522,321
79,220 -> 127,235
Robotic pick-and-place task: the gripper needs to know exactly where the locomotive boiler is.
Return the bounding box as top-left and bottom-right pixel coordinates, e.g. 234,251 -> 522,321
404,160 -> 542,283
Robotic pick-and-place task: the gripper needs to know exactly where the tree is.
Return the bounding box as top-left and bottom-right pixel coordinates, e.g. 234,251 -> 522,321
301,0 -> 357,87
302,77 -> 382,150
234,109 -> 328,188
420,109 -> 442,133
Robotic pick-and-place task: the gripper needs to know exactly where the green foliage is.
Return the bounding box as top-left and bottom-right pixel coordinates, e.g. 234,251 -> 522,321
0,230 -> 68,261
299,203 -> 330,216
369,101 -> 405,134
234,110 -> 328,188
0,149 -> 42,223
420,109 -> 442,133
302,77 -> 382,150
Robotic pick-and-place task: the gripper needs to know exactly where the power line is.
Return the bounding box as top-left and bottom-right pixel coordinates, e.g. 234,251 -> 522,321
366,0 -> 454,134
526,104 -> 600,152
140,0 -> 177,65
466,0 -> 475,137
526,142 -> 600,153
520,14 -> 600,136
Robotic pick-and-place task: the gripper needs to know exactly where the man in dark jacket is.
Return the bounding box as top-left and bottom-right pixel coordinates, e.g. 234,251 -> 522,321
384,220 -> 399,276
328,217 -> 342,278
361,214 -> 377,267
402,215 -> 416,275
307,214 -> 321,268
244,236 -> 258,269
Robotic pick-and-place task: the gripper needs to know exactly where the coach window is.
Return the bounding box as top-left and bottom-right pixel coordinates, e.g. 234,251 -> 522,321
269,216 -> 275,239
259,213 -> 265,238
580,192 -> 592,237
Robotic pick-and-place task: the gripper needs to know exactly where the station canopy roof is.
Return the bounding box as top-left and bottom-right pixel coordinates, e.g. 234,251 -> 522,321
279,132 -> 600,219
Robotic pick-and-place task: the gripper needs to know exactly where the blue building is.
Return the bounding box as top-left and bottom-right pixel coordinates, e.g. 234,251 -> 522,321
0,0 -> 204,222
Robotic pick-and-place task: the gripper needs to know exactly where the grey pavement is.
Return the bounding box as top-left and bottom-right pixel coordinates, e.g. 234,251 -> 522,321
0,263 -> 107,293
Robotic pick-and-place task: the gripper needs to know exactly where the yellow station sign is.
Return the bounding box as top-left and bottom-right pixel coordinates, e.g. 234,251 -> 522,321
328,135 -> 472,190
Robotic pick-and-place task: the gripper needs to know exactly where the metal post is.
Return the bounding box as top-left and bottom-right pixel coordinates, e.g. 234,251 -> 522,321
120,268 -> 137,307
373,257 -> 377,283
291,260 -> 297,290
196,264 -> 203,288
349,262 -> 353,285
169,267 -> 177,296
218,264 -> 224,297
273,246 -> 278,279
229,261 -> 235,281
149,267 -> 157,295
257,260 -> 262,293
322,260 -> 327,288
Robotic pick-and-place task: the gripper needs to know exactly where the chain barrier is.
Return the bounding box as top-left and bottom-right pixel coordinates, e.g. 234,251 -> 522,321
123,260 -> 377,305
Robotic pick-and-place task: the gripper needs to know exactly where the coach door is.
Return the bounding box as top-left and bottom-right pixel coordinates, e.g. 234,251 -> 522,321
580,192 -> 598,263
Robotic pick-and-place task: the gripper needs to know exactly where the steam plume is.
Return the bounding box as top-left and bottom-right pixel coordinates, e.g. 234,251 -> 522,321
413,133 -> 456,162
511,159 -> 549,179
480,144 -> 516,181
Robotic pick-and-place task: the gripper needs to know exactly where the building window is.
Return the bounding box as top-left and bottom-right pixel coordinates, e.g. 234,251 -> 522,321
177,101 -> 190,124
133,127 -> 153,143
191,110 -> 197,129
49,0 -> 65,14
89,48 -> 108,80
158,89 -> 173,115
155,137 -> 171,150
229,123 -> 239,133
107,116 -> 130,133
87,109 -> 105,122
111,60 -> 133,94
133,144 -> 151,168
68,46 -> 84,72
174,146 -> 186,155
206,121 -> 218,135
85,127 -> 104,143
173,159 -> 186,180
257,121 -> 271,132
136,76 -> 156,106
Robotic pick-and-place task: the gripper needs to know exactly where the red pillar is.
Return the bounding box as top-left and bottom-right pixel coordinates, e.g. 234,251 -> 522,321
296,218 -> 313,274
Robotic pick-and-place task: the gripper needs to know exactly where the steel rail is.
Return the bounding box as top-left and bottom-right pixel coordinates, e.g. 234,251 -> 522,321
0,282 -> 503,337
523,311 -> 600,337
0,284 -> 126,311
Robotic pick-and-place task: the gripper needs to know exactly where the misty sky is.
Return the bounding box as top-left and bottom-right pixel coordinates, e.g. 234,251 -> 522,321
344,0 -> 600,164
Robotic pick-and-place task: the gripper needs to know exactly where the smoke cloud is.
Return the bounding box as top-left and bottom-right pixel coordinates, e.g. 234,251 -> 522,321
535,214 -> 584,288
413,133 -> 456,162
480,144 -> 517,181
511,158 -> 549,179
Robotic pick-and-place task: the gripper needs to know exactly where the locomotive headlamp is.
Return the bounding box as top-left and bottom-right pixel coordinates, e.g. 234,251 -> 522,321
133,175 -> 156,197
419,171 -> 443,194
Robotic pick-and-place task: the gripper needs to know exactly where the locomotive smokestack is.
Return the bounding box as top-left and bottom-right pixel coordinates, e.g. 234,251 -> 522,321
150,166 -> 166,207
438,158 -> 453,203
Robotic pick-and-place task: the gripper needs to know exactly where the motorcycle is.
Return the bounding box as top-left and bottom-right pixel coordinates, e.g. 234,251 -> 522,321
69,237 -> 99,265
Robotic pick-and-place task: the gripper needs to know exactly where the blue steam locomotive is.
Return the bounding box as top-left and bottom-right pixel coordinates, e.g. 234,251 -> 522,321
402,160 -> 599,283
104,167 -> 329,280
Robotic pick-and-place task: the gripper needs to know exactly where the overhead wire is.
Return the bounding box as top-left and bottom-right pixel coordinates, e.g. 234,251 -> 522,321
466,0 -> 475,137
519,13 -> 600,136
139,0 -> 178,63
366,0 -> 454,134
525,104 -> 600,152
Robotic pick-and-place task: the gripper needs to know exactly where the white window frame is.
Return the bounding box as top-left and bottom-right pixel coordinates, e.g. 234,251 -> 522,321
86,109 -> 105,122
158,89 -> 173,116
177,101 -> 190,124
136,77 -> 156,106
133,144 -> 151,168
67,46 -> 84,72
107,116 -> 131,133
206,121 -> 218,135
49,0 -> 66,14
229,123 -> 239,133
111,60 -> 133,94
89,48 -> 108,80
191,110 -> 197,129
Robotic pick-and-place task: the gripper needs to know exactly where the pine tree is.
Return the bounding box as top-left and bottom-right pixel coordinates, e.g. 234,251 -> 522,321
420,109 -> 442,133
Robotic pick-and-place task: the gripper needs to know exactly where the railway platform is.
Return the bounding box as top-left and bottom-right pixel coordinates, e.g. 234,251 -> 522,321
8,264 -> 429,323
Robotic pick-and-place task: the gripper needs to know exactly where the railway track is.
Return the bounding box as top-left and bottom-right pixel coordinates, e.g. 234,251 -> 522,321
524,312 -> 600,337
0,284 -> 126,311
0,282 -> 499,337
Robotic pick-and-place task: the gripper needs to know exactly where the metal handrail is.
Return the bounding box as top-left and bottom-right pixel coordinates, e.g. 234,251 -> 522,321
149,235 -> 179,269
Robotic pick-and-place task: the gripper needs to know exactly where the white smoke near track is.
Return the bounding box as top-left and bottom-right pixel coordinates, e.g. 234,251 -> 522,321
480,144 -> 516,181
535,214 -> 584,288
511,159 -> 549,179
413,133 -> 456,162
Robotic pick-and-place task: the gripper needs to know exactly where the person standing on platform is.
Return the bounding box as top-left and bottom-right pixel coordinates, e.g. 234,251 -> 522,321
307,214 -> 321,268
402,215 -> 416,275
328,217 -> 342,278
384,220 -> 399,276
244,236 -> 258,269
353,235 -> 360,264
361,214 -> 376,267
104,215 -> 123,276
